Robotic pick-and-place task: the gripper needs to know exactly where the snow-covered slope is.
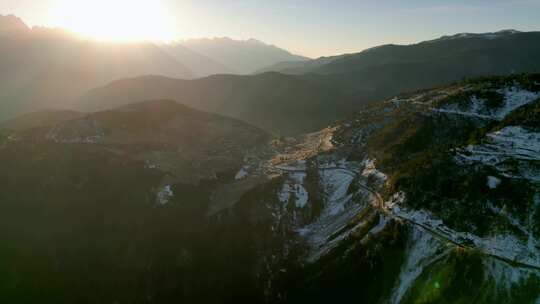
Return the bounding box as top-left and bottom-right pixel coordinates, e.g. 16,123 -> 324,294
434,86 -> 539,120
458,126 -> 540,182
260,74 -> 540,303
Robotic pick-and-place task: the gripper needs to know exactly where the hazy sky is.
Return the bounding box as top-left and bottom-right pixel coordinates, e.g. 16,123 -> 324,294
2,0 -> 540,57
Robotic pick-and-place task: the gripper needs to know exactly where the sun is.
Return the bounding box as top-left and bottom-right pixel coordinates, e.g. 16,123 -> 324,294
50,0 -> 175,42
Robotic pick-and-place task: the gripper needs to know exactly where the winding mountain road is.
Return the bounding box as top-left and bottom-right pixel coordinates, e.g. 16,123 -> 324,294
274,164 -> 540,271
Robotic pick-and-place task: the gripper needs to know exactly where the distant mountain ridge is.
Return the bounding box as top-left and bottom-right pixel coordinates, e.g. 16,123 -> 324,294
259,29 -> 540,75
3,14 -> 540,137
0,14 -> 197,121
0,110 -> 85,131
81,29 -> 540,135
0,14 -> 29,34
175,37 -> 309,75
0,15 -> 310,121
78,73 -> 353,135
255,55 -> 345,75
428,29 -> 522,43
160,43 -> 237,76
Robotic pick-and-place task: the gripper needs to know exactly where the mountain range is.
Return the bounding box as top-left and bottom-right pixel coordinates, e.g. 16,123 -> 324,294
257,30 -> 540,75
174,37 -> 309,75
1,74 -> 539,303
78,73 -> 353,136
159,37 -> 308,77
0,15 -> 193,120
1,13 -> 540,303
79,29 -> 540,135
2,14 -> 540,136
0,15 -> 307,121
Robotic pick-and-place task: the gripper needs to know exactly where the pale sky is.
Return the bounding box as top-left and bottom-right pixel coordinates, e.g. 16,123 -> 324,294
2,0 -> 540,58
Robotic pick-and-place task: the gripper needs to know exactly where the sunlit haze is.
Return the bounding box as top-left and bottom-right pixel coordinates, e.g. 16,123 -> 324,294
2,0 -> 540,58
49,0 -> 175,42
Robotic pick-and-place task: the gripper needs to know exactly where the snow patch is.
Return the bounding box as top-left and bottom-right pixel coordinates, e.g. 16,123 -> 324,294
278,171 -> 309,208
484,257 -> 540,296
367,215 -> 389,236
432,108 -> 494,120
235,166 -> 249,180
435,87 -> 539,121
390,227 -> 450,304
145,161 -> 158,169
293,161 -> 376,262
320,168 -> 356,216
389,200 -> 540,303
300,200 -> 367,262
497,87 -> 540,119
433,31 -> 520,43
362,158 -> 388,185
388,198 -> 540,268
157,185 -> 174,205
486,202 -> 529,237
385,191 -> 406,210
457,126 -> 540,182
487,176 -> 501,189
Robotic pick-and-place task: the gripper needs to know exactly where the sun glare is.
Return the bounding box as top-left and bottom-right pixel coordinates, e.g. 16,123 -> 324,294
50,0 -> 175,42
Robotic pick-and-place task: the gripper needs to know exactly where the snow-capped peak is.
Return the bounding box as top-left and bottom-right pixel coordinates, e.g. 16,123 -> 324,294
429,29 -> 522,43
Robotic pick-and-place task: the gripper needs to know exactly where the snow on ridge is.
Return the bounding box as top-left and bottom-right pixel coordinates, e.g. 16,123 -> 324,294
457,126 -> 540,182
434,86 -> 539,121
432,108 -> 494,120
429,30 -> 521,44
278,170 -> 308,208
298,157 -> 395,262
290,159 -> 378,262
390,226 -> 449,304
386,193 -> 540,268
496,87 -> 540,119
487,127 -> 540,160
484,258 -> 539,295
320,162 -> 361,217
301,200 -> 367,262
388,195 -> 539,303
